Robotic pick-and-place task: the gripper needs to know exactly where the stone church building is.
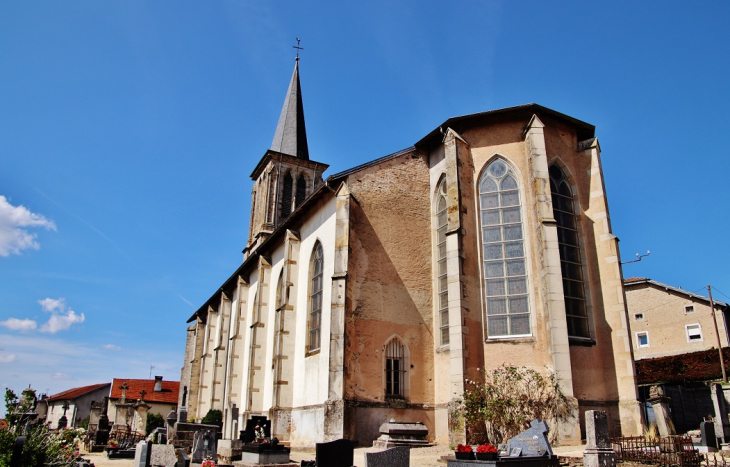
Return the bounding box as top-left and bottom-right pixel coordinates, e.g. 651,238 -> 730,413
179,58 -> 643,447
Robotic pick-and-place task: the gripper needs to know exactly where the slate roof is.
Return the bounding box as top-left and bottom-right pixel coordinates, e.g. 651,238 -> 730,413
109,378 -> 179,404
46,383 -> 110,402
624,277 -> 729,309
270,59 -> 309,160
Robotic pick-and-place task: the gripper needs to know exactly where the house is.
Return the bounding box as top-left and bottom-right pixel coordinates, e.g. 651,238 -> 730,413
41,383 -> 111,429
624,277 -> 730,360
108,376 -> 179,431
179,58 -> 643,448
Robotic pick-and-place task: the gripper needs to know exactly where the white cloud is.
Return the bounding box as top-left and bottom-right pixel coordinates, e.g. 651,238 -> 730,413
0,318 -> 38,332
51,372 -> 71,380
101,344 -> 121,351
0,195 -> 56,257
37,298 -> 85,334
0,353 -> 17,363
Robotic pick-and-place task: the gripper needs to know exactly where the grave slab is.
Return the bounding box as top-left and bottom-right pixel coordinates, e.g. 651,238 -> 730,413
365,446 -> 410,467
315,438 -> 354,467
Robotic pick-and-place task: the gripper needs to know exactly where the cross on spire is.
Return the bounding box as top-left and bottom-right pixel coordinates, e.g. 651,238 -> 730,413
293,38 -> 303,61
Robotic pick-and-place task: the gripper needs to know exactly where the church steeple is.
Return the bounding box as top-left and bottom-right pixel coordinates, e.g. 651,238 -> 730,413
270,59 -> 309,160
245,55 -> 328,257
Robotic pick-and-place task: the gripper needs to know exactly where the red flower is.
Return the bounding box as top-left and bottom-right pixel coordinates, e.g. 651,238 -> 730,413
477,444 -> 498,453
456,444 -> 473,453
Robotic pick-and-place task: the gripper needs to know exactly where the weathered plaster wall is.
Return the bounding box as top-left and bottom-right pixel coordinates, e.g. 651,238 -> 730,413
345,151 -> 436,445
627,284 -> 729,359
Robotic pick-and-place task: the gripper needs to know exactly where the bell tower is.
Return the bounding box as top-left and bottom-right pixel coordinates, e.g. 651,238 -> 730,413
245,57 -> 329,257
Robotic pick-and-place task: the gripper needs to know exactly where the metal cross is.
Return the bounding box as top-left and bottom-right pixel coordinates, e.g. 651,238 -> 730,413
139,389 -> 147,402
61,401 -> 69,416
293,38 -> 303,60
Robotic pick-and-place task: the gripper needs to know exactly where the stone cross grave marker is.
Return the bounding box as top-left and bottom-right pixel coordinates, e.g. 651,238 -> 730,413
316,438 -> 354,467
506,419 -> 553,457
191,430 -> 217,463
365,446 -> 410,467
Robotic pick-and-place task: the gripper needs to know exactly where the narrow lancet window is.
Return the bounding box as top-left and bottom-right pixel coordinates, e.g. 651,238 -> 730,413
308,242 -> 323,351
436,179 -> 449,346
549,164 -> 589,338
281,172 -> 293,219
267,171 -> 277,225
479,159 -> 530,337
384,337 -> 406,398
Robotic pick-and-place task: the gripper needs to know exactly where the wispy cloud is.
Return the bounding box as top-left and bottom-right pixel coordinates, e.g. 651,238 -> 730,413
0,318 -> 38,332
38,298 -> 85,334
0,353 -> 17,363
101,344 -> 121,351
51,373 -> 71,380
0,195 -> 56,257
30,186 -> 134,264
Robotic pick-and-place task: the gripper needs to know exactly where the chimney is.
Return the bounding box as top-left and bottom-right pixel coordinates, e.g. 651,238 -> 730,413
154,376 -> 163,392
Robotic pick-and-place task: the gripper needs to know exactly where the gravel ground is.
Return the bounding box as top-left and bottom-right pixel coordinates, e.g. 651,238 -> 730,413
79,443 -> 587,466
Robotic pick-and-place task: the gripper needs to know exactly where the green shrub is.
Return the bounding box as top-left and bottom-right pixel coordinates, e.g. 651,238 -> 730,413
146,413 -> 165,435
201,409 -> 222,425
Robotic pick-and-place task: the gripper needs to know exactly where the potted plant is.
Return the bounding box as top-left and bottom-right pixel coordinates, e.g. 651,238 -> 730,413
476,443 -> 499,461
202,458 -> 216,467
455,444 -> 475,460
108,439 -> 118,448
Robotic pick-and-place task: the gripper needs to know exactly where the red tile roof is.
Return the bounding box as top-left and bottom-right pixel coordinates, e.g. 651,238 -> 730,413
110,378 -> 179,404
624,277 -> 648,283
46,383 -> 110,402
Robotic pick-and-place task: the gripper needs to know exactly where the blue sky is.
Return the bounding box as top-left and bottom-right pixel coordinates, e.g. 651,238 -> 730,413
1,1 -> 729,413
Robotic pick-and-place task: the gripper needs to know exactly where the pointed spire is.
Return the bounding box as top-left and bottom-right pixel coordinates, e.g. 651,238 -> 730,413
270,59 -> 309,160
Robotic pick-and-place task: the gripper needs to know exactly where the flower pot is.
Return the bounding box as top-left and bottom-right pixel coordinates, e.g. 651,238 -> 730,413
476,452 -> 498,461
455,451 -> 475,460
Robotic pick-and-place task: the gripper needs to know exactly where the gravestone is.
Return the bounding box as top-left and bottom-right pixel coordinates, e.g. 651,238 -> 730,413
177,407 -> 188,424
150,444 -> 177,467
301,461 -> 316,467
240,415 -> 271,443
191,429 -> 217,463
365,446 -> 410,467
134,440 -> 153,467
175,448 -> 190,467
699,421 -> 718,452
9,436 -> 25,467
583,411 -> 615,467
316,439 -> 354,467
506,419 -> 553,457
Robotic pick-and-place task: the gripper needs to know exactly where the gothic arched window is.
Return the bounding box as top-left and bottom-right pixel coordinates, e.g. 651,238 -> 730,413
281,172 -> 293,219
479,159 -> 530,337
384,337 -> 406,398
307,242 -> 324,352
549,164 -> 589,338
295,175 -> 306,209
436,179 -> 449,346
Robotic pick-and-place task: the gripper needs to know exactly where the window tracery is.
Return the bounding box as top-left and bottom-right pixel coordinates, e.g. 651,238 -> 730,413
549,164 -> 589,339
307,242 -> 323,352
479,159 -> 531,337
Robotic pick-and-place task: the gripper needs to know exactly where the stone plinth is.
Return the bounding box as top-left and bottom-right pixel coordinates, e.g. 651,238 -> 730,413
583,410 -> 615,467
373,420 -> 432,448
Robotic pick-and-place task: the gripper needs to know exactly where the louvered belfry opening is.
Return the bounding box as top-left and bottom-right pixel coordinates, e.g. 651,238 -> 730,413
295,175 -> 306,209
385,338 -> 405,398
281,172 -> 293,218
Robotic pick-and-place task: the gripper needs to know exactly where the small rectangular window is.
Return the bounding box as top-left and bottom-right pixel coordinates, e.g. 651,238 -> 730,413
636,332 -> 649,348
634,313 -> 644,321
684,305 -> 695,314
686,324 -> 703,342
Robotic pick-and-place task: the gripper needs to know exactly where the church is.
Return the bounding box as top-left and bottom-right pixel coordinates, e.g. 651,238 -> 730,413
178,57 -> 643,448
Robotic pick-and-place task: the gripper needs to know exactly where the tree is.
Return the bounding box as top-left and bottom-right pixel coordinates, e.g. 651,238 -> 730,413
459,364 -> 575,445
146,413 -> 165,435
0,388 -> 82,467
201,409 -> 222,425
